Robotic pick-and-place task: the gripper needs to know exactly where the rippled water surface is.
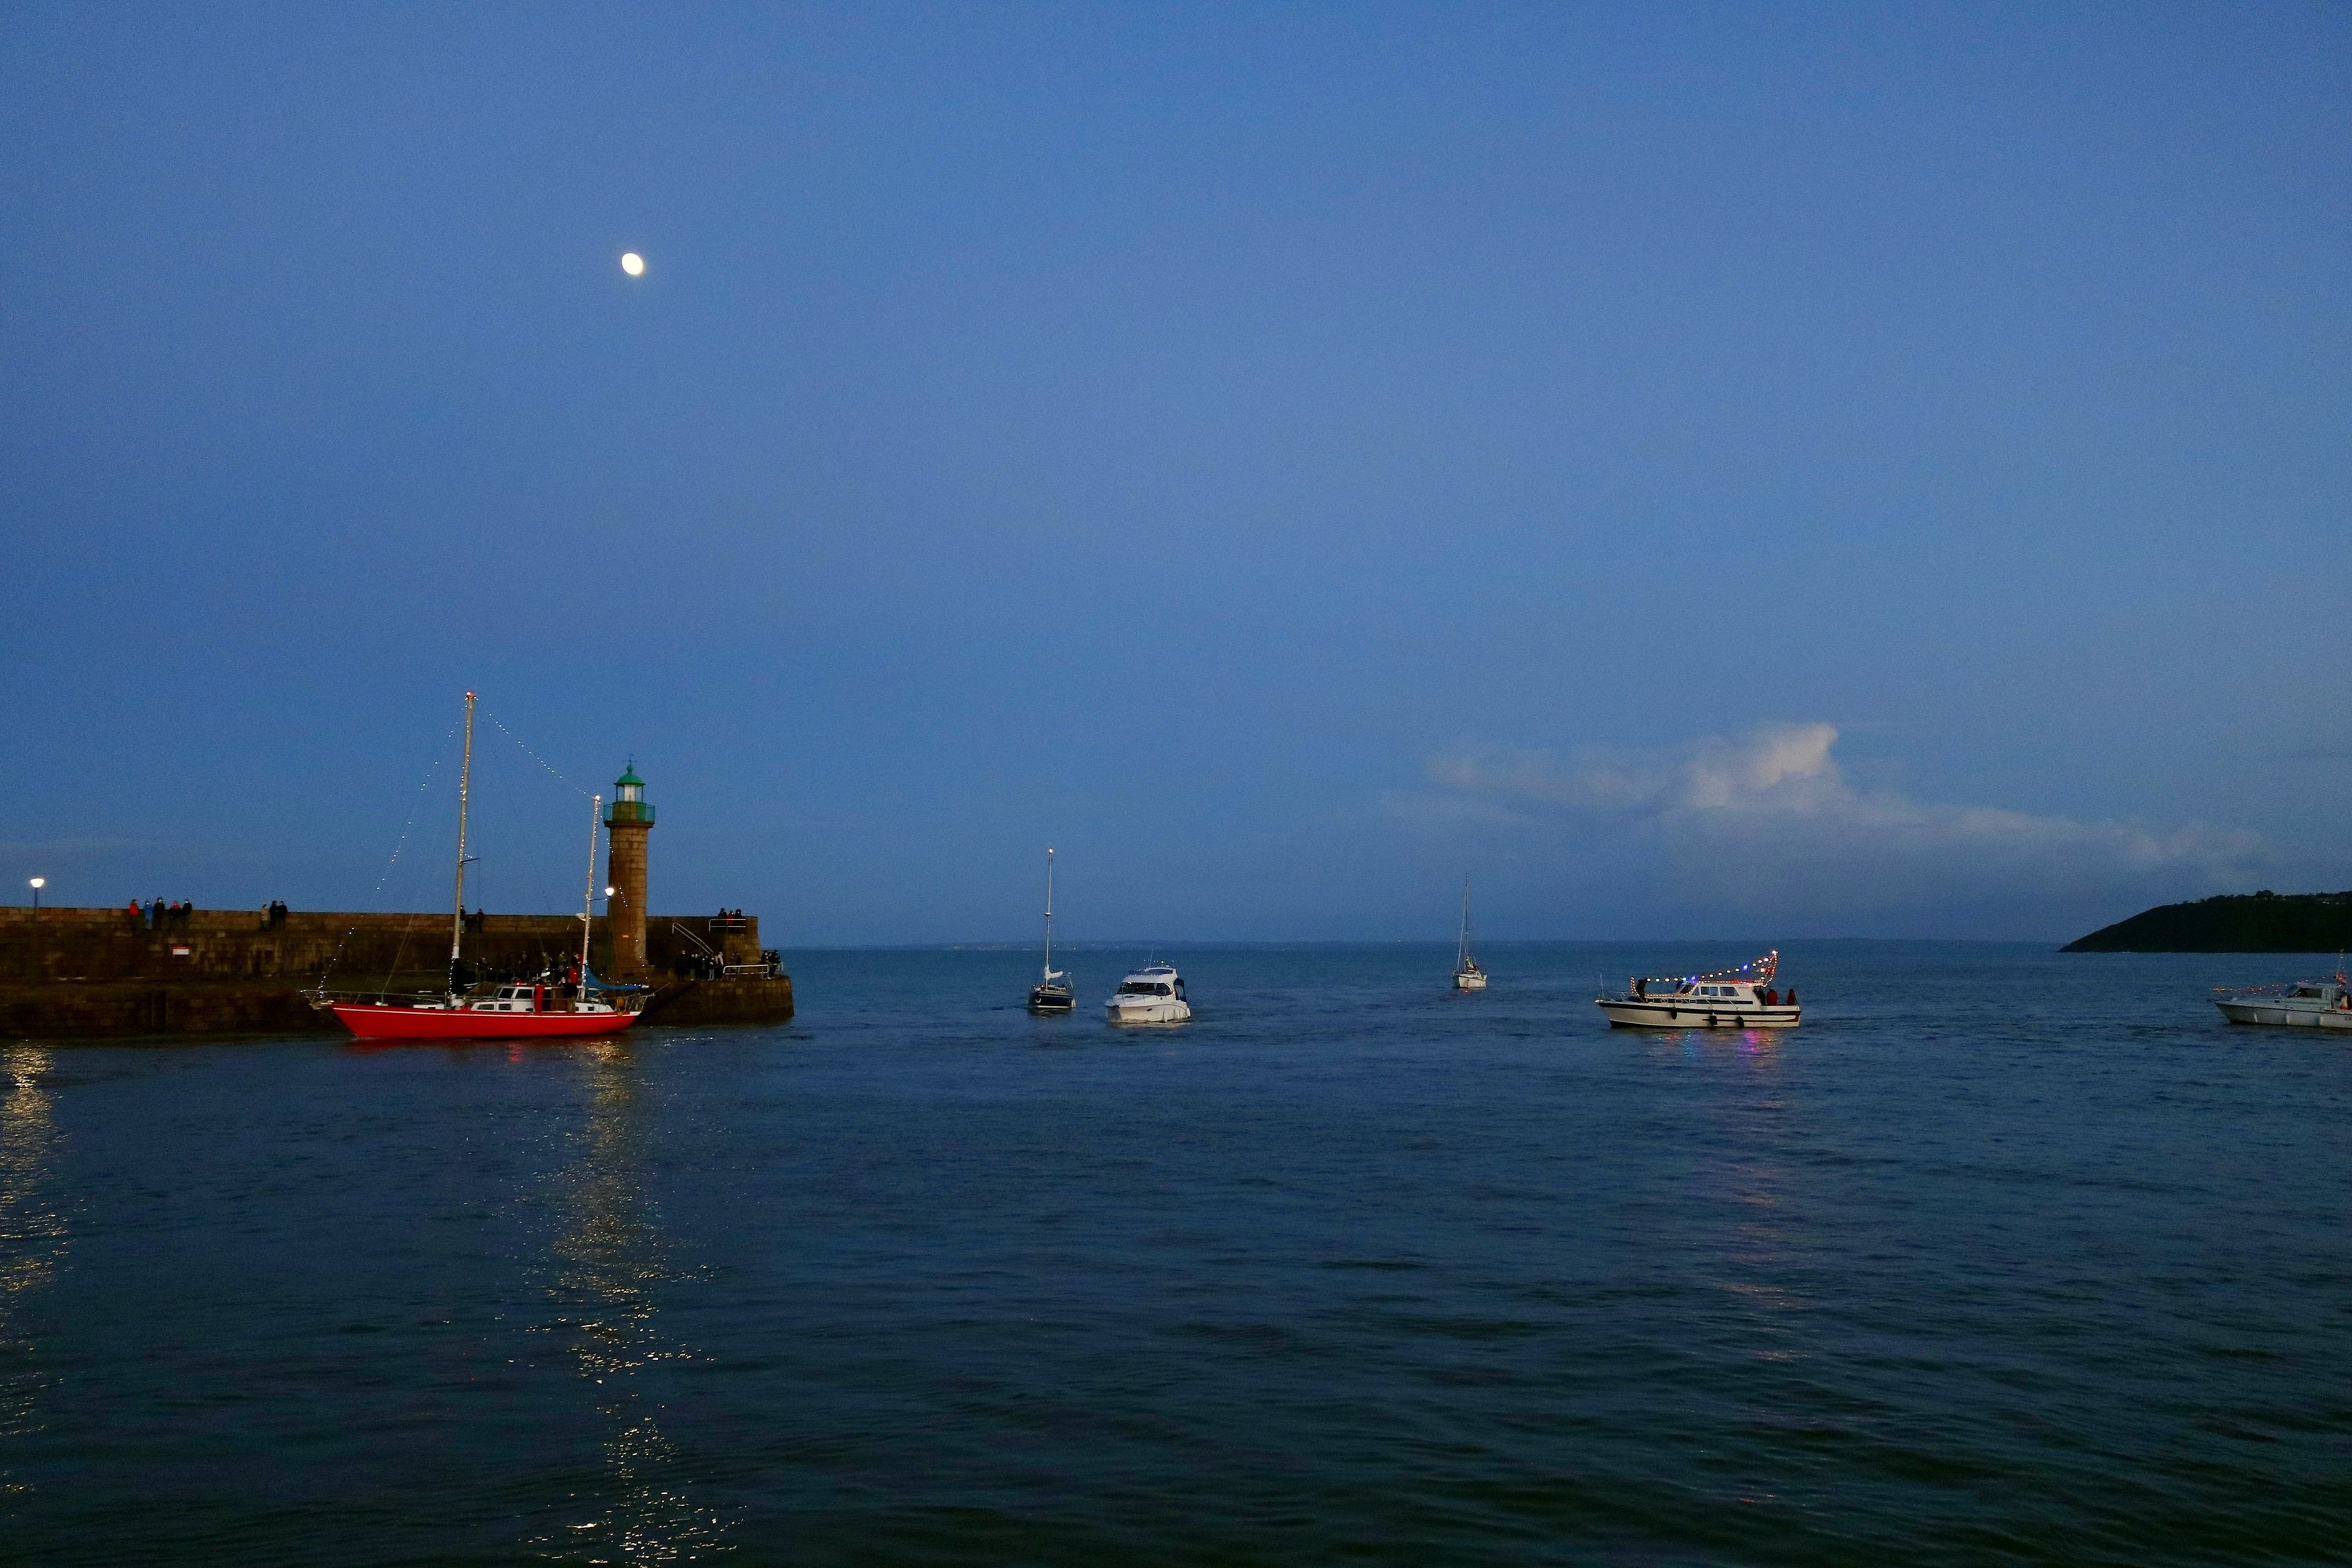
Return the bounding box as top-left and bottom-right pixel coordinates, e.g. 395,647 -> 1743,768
2,942 -> 2348,1564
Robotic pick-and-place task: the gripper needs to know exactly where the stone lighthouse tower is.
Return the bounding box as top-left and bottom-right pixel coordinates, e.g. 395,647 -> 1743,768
604,761 -> 654,978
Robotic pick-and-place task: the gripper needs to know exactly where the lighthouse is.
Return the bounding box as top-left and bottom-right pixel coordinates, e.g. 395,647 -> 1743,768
604,761 -> 654,977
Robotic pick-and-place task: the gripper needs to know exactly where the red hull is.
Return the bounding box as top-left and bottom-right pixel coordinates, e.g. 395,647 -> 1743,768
326,1002 -> 639,1042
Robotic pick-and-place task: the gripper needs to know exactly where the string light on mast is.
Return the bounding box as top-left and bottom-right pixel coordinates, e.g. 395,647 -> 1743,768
1644,949 -> 1779,986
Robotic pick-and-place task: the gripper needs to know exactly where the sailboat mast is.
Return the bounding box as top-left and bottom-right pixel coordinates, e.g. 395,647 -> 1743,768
1043,848 -> 1055,979
449,691 -> 475,988
579,792 -> 602,976
1459,874 -> 1472,966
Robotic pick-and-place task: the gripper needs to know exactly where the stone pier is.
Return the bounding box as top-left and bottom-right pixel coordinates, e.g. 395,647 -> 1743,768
0,906 -> 793,1040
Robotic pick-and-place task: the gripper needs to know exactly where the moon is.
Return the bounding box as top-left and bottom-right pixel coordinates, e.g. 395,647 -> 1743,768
620,252 -> 645,278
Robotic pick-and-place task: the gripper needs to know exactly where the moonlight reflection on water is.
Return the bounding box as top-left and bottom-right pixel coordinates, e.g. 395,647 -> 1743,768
0,1050 -> 66,1505
528,1042 -> 728,1563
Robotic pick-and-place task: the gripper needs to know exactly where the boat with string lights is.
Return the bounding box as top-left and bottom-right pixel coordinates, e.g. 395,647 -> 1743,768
307,691 -> 647,1042
1595,950 -> 1800,1029
2212,968 -> 2352,1031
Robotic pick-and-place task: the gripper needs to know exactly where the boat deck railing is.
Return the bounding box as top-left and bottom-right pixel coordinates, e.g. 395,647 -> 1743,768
304,986 -> 451,1008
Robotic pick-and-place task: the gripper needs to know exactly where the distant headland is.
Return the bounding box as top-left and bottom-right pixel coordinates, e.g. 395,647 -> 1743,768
2063,891 -> 2352,953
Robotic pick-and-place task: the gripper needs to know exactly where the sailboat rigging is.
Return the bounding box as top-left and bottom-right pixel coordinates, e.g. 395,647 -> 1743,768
308,691 -> 646,1040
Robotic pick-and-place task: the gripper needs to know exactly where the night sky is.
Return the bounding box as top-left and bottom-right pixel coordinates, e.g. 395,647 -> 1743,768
5,5 -> 2347,942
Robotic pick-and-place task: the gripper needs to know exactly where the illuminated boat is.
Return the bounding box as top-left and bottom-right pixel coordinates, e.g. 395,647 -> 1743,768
1595,950 -> 1800,1029
309,691 -> 647,1042
2213,971 -> 2352,1031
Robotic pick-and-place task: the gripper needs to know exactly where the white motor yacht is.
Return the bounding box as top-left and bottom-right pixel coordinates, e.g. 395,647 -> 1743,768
1596,950 -> 1800,1029
1106,963 -> 1190,1025
2214,972 -> 2351,1031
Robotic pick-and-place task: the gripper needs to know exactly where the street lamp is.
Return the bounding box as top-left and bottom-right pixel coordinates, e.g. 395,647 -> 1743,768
604,886 -> 615,899
28,877 -> 45,911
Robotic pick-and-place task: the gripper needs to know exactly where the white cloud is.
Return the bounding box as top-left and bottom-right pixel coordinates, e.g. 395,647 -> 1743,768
1416,723 -> 2267,931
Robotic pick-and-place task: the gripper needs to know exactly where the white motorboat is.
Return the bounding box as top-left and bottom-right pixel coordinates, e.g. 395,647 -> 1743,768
2214,971 -> 2351,1031
1596,950 -> 1800,1029
1106,962 -> 1190,1025
1026,848 -> 1074,1014
1452,874 -> 1487,991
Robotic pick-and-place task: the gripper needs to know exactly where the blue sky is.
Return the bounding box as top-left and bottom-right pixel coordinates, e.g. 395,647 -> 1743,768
3,4 -> 2347,943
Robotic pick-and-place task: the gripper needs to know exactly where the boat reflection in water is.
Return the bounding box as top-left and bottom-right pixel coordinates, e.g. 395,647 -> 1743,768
527,1041 -> 729,1563
1652,1027 -> 1787,1065
0,1048 -> 66,1501
1641,1025 -> 1806,1327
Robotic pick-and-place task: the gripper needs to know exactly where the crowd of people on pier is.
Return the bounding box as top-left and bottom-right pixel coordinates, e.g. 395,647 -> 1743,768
122,898 -> 294,929
673,944 -> 782,980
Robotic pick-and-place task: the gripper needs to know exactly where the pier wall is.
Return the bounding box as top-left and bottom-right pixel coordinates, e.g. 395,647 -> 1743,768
0,907 -> 793,1039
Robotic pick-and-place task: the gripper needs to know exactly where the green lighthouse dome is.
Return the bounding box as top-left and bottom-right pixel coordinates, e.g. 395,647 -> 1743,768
606,760 -> 653,824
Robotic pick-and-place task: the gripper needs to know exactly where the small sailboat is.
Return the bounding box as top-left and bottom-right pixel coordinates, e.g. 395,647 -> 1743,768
1452,875 -> 1487,990
1026,848 -> 1075,1014
309,691 -> 645,1041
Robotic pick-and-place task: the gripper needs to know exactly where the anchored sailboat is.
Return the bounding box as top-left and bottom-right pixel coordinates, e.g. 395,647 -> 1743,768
1452,875 -> 1487,990
1027,848 -> 1075,1014
309,691 -> 646,1040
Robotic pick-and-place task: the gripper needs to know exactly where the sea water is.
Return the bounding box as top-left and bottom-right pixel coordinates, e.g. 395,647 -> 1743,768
1,942 -> 2346,1563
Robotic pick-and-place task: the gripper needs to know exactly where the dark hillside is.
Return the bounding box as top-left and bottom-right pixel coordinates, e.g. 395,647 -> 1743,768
2063,891 -> 2352,952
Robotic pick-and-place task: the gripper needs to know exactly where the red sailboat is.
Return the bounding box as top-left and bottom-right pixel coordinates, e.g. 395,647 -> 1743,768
310,692 -> 646,1042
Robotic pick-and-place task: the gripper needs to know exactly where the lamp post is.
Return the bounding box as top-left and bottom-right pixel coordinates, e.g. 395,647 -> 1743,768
28,877 -> 43,912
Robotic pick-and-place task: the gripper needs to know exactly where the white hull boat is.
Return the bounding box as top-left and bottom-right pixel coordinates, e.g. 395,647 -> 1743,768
1597,950 -> 1800,1029
1452,874 -> 1487,990
2214,975 -> 2351,1030
1107,963 -> 1190,1025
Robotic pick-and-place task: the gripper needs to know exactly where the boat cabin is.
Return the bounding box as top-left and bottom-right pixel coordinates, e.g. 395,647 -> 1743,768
1116,966 -> 1185,1000
1599,950 -> 1796,1029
